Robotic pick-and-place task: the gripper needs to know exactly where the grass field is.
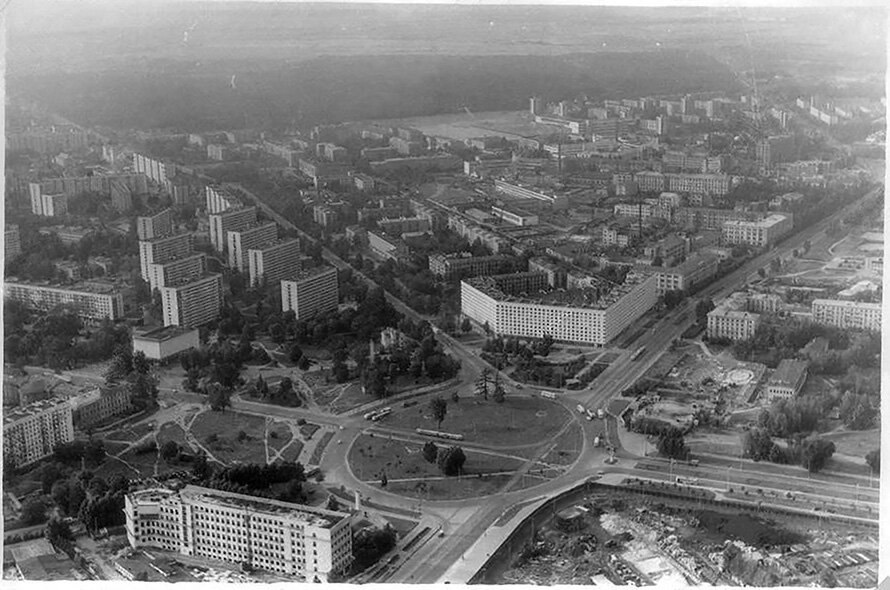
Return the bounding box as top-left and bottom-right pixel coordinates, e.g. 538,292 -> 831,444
385,395 -> 571,448
190,411 -> 269,465
104,421 -> 155,443
157,422 -> 188,447
541,423 -> 584,466
385,473 -> 537,501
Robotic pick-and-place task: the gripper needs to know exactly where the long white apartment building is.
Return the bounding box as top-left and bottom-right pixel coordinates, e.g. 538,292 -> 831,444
494,180 -> 569,209
281,266 -> 339,320
3,398 -> 74,468
209,206 -> 257,253
124,485 -> 353,581
136,208 -> 174,241
227,222 -> 278,271
133,153 -> 170,185
160,273 -> 224,328
5,280 -> 124,320
460,270 -> 657,346
811,298 -> 881,331
205,185 -> 241,214
147,253 -> 207,292
139,233 -> 192,282
248,238 -> 302,287
721,214 -> 792,247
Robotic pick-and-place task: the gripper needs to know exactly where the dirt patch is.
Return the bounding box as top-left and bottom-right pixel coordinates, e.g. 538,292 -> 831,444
695,510 -> 805,548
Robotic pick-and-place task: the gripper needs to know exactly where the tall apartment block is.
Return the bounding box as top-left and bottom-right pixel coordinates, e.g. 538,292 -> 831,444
136,208 -> 175,240
281,266 -> 339,319
227,222 -> 278,271
209,206 -> 257,253
3,399 -> 74,468
160,273 -> 224,328
133,153 -> 170,185
6,224 -> 22,258
139,233 -> 192,283
5,281 -> 125,320
124,485 -> 353,581
147,253 -> 207,292
247,238 -> 302,287
205,185 -> 240,214
30,182 -> 69,217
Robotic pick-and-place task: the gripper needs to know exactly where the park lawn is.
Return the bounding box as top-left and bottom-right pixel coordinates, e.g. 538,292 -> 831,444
191,410 -> 269,465
386,396 -> 571,448
114,448 -> 167,479
105,421 -> 156,442
308,431 -> 334,466
385,473 -> 522,501
157,422 -> 188,447
103,441 -> 131,456
299,423 -> 321,439
267,422 -> 294,454
348,434 -> 528,483
820,428 -> 880,457
326,383 -> 370,414
277,440 -> 304,463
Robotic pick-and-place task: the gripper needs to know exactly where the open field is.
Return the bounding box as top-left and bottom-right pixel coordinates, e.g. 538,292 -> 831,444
191,411 -> 269,464
384,395 -> 571,448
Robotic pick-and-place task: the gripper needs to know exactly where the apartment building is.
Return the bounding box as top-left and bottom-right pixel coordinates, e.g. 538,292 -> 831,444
136,209 -> 175,241
209,206 -> 257,253
205,185 -> 241,214
139,233 -> 193,282
756,135 -> 796,167
160,274 -> 224,328
3,399 -> 74,468
707,293 -> 761,341
652,253 -> 719,295
133,153 -> 170,185
5,280 -> 124,321
227,222 -> 278,271
6,224 -> 22,258
811,299 -> 882,331
132,325 -> 200,361
460,271 -> 657,346
70,386 -> 133,431
281,266 -> 339,320
721,214 -> 792,247
429,253 -> 523,281
30,187 -> 69,217
248,238 -> 302,287
376,216 -> 431,235
125,485 -> 352,581
147,253 -> 207,293
765,359 -> 809,402
7,128 -> 89,153
37,173 -> 148,198
674,207 -> 760,230
494,180 -> 569,209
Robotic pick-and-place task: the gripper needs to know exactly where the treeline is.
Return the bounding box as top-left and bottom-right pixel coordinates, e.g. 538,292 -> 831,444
192,456 -> 309,504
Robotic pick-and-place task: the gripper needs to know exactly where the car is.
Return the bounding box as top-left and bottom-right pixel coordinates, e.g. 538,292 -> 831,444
597,470 -> 605,476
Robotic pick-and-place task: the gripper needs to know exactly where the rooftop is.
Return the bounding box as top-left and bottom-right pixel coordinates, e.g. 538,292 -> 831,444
283,265 -> 338,283
3,397 -> 70,426
134,325 -> 200,342
768,359 -> 809,387
4,279 -> 122,295
813,298 -> 882,310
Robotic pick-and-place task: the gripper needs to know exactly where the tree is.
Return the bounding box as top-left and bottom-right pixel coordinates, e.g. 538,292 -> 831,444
662,289 -> 685,309
492,377 -> 506,403
20,498 -> 48,526
460,318 -> 472,333
132,350 -> 151,375
208,385 -> 232,412
437,446 -> 466,476
451,390 -> 460,403
105,344 -> 134,383
45,517 -> 74,546
40,463 -> 63,494
422,441 -> 439,463
799,437 -> 835,473
865,448 -> 880,474
160,440 -> 180,462
656,427 -> 689,460
429,396 -> 448,430
326,495 -> 340,512
352,525 -> 397,570
695,298 -> 715,319
743,427 -> 776,461
193,452 -> 212,480
474,369 -> 491,399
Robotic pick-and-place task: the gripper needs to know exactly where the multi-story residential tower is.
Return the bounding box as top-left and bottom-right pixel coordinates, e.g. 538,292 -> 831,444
147,253 -> 207,292
3,399 -> 74,468
205,185 -> 241,214
209,206 -> 257,253
160,274 -> 224,328
281,266 -> 339,320
247,238 -> 302,287
227,222 -> 278,271
136,209 -> 175,241
139,233 -> 192,282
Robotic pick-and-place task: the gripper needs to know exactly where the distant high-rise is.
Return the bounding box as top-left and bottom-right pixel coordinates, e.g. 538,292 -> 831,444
529,96 -> 544,116
247,238 -> 302,287
160,273 -> 224,328
5,225 -> 22,259
205,185 -> 241,214
227,222 -> 278,271
209,206 -> 257,253
281,266 -> 339,319
4,399 -> 74,468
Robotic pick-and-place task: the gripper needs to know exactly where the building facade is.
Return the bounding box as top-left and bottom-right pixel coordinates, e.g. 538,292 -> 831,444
227,222 -> 279,271
124,485 -> 353,581
707,293 -> 761,341
5,281 -> 124,320
209,207 -> 257,253
811,299 -> 882,331
281,267 -> 339,320
6,224 -> 22,259
70,386 -> 133,430
3,399 -> 74,468
132,326 -> 201,361
429,253 -> 523,281
765,359 -> 808,402
247,238 -> 302,287
160,274 -> 224,328
139,233 -> 193,282
136,209 -> 174,241
721,214 -> 793,247
147,253 -> 207,293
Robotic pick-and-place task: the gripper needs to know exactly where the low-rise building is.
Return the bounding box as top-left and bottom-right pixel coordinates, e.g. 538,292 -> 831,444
133,325 -> 201,361
765,359 -> 809,402
707,293 -> 761,341
491,205 -> 539,226
5,280 -> 124,321
652,253 -> 719,295
70,385 -> 133,430
721,214 -> 793,247
429,253 -> 522,281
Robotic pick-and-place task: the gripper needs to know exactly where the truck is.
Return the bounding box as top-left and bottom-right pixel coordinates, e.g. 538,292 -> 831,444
597,408 -> 605,419
576,404 -> 586,414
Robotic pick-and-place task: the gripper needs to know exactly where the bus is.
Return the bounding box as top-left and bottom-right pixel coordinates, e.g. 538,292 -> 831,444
630,346 -> 646,361
416,428 -> 465,441
365,407 -> 392,421
541,391 -> 558,399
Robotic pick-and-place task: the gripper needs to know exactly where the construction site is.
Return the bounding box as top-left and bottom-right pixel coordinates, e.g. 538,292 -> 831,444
490,485 -> 878,587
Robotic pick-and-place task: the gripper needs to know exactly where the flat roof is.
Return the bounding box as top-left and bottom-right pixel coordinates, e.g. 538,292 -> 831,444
769,359 -> 808,387
134,325 -> 199,341
5,279 -> 121,295
4,397 -> 69,426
